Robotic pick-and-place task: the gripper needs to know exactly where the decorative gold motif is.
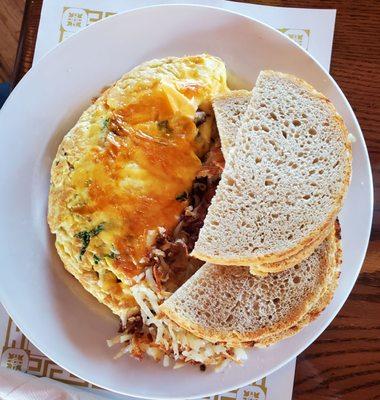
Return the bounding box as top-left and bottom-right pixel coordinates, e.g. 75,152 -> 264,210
1,348 -> 30,372
0,316 -> 90,387
211,378 -> 267,400
59,7 -> 115,42
6,353 -> 24,370
278,28 -> 311,50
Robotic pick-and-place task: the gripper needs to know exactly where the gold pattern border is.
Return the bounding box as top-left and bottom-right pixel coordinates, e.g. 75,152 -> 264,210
1,316 -> 92,387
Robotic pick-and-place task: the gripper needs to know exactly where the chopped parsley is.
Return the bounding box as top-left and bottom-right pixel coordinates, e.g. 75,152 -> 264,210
75,223 -> 105,260
176,192 -> 188,202
90,223 -> 105,236
102,118 -> 109,129
92,250 -> 117,265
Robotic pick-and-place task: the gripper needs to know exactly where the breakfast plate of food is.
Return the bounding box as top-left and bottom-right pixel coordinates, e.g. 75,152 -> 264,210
0,4 -> 373,399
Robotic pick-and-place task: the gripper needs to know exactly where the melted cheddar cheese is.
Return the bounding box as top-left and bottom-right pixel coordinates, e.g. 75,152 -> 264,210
48,55 -> 228,316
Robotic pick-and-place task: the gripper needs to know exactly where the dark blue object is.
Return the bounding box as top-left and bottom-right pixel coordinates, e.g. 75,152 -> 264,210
0,82 -> 11,108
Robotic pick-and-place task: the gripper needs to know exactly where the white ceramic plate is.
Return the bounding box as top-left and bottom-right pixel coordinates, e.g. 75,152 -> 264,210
0,5 -> 373,399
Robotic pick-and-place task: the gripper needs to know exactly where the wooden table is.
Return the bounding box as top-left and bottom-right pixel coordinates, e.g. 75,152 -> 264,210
12,0 -> 380,398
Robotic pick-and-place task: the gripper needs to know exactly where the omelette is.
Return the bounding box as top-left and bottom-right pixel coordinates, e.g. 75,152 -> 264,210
48,55 -> 229,321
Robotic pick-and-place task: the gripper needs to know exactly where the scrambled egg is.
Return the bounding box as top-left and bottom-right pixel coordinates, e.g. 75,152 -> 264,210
48,55 -> 228,317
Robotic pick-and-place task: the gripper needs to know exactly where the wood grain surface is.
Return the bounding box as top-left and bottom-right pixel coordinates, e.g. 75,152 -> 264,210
0,0 -> 25,82
10,0 -> 380,399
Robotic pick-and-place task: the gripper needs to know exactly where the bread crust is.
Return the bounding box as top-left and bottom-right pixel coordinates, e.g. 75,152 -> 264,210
249,220 -> 334,275
192,71 -> 352,269
255,221 -> 342,346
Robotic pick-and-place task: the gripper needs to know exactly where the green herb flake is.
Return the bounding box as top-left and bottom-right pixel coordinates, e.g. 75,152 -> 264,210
93,254 -> 101,264
74,231 -> 91,259
102,118 -> 109,130
90,223 -> 105,236
75,223 -> 105,260
176,192 -> 188,202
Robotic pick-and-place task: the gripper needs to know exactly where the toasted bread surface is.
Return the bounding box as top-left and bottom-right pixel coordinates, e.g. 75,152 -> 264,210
192,71 -> 351,268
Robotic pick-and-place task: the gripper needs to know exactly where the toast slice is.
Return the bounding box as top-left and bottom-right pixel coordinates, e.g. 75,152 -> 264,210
161,222 -> 341,345
212,90 -> 251,158
212,89 -> 332,276
192,71 -> 351,268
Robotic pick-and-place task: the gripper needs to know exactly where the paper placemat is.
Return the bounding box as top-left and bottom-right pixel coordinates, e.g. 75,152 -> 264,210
1,1 -> 336,398
34,0 -> 336,69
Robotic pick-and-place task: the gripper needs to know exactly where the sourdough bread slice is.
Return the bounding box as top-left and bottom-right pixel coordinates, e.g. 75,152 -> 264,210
192,70 -> 351,267
212,90 -> 251,158
212,88 -> 333,276
161,223 -> 340,344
